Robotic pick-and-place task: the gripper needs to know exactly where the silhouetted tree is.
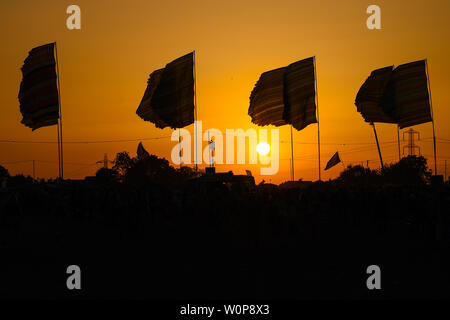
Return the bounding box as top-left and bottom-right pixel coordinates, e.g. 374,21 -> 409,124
336,156 -> 432,185
125,154 -> 176,186
381,155 -> 431,184
113,151 -> 135,178
115,151 -> 200,186
95,167 -> 119,183
336,165 -> 379,185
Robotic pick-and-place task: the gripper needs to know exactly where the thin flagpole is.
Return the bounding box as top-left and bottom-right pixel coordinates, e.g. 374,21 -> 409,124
289,158 -> 292,181
193,50 -> 198,171
55,42 -> 64,179
425,59 -> 437,175
179,128 -> 181,169
371,122 -> 384,169
208,130 -> 211,168
290,125 -> 294,181
57,122 -> 61,178
314,56 -> 321,181
397,125 -> 401,162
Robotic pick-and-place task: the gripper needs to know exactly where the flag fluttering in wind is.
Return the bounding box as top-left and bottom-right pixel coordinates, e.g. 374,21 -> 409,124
324,152 -> 341,171
249,56 -> 320,181
248,67 -> 288,127
283,57 -> 318,131
248,57 -> 317,131
383,60 -> 432,129
18,43 -> 59,130
355,66 -> 395,124
355,60 -> 432,129
136,52 -> 195,129
137,142 -> 150,161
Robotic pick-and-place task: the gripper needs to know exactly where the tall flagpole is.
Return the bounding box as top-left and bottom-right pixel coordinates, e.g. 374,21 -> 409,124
55,42 -> 64,179
193,50 -> 198,171
371,122 -> 384,169
425,59 -> 437,175
314,56 -> 321,181
397,125 -> 401,161
290,125 -> 294,181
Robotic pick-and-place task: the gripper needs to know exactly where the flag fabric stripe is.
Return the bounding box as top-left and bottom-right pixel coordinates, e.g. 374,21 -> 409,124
248,57 -> 317,131
18,43 -> 59,131
136,52 -> 195,129
22,113 -> 59,130
19,65 -> 57,95
324,152 -> 341,170
283,57 -> 317,131
19,79 -> 58,110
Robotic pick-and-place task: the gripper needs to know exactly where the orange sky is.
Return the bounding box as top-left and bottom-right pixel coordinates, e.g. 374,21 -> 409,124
1,0 -> 450,184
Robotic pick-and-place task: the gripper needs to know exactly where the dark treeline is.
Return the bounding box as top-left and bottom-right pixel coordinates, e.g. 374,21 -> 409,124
0,154 -> 449,299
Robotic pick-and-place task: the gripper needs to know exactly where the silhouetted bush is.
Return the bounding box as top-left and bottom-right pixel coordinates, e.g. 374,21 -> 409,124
336,156 -> 431,185
7,174 -> 34,187
111,150 -> 200,186
381,155 -> 431,184
336,165 -> 379,185
95,167 -> 119,183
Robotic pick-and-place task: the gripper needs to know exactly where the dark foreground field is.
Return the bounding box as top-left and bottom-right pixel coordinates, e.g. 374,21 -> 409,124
1,180 -> 450,299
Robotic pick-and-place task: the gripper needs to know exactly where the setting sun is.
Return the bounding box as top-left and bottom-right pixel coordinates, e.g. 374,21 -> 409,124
257,142 -> 270,156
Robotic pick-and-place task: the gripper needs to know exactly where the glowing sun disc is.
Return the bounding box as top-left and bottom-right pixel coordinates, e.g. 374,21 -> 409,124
257,142 -> 270,156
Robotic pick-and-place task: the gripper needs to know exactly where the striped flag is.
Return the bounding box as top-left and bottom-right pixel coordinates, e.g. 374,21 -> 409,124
136,52 -> 194,129
384,60 -> 432,129
325,152 -> 341,171
355,66 -> 396,124
18,43 -> 59,130
136,69 -> 166,128
248,67 -> 288,127
355,60 -> 432,129
248,57 -> 317,131
283,57 -> 317,131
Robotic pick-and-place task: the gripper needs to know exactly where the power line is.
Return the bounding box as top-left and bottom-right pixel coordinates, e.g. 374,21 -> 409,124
0,133 -> 443,146
0,159 -> 96,166
0,136 -> 172,144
